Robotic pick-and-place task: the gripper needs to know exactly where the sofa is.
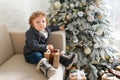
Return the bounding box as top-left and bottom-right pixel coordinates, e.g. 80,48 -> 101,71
0,24 -> 66,80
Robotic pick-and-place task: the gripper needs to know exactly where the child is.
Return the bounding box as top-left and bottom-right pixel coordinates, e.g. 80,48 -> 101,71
24,11 -> 77,78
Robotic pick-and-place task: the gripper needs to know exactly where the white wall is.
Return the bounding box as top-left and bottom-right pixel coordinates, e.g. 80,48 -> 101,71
40,0 -> 50,13
0,0 -> 50,30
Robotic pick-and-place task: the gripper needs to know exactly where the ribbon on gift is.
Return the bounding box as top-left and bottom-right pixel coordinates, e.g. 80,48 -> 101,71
69,67 -> 87,80
49,49 -> 59,64
44,49 -> 60,68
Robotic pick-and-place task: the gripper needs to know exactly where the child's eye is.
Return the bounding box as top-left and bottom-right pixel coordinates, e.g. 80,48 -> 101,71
36,21 -> 39,23
42,21 -> 45,23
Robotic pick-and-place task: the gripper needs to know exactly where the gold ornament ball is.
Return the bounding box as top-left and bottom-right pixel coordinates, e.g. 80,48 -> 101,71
84,47 -> 91,54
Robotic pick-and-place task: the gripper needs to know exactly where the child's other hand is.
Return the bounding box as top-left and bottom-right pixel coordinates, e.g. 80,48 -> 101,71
59,25 -> 64,30
47,44 -> 54,50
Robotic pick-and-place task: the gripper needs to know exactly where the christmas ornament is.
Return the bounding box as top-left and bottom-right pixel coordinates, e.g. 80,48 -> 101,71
70,3 -> 75,8
89,5 -> 95,11
96,29 -> 103,35
84,47 -> 91,54
53,1 -> 61,10
78,11 -> 84,17
87,16 -> 94,22
52,18 -> 56,22
75,1 -> 80,7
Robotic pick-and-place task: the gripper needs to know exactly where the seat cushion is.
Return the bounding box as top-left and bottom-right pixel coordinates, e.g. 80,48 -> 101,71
0,54 -> 65,80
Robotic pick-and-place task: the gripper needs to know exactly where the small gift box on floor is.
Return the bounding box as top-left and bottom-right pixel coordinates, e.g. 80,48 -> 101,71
44,49 -> 60,69
101,73 -> 119,80
68,66 -> 87,80
101,68 -> 120,80
115,65 -> 120,71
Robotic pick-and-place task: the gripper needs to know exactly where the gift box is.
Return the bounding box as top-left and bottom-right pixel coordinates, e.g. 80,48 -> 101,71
101,73 -> 119,80
115,65 -> 120,71
69,67 -> 87,80
44,49 -> 60,69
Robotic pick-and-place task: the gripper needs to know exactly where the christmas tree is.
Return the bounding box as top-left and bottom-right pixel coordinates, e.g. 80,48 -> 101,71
47,0 -> 118,79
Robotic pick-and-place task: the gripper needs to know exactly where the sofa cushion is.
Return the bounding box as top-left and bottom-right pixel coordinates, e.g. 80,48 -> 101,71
0,24 -> 14,65
0,54 -> 65,80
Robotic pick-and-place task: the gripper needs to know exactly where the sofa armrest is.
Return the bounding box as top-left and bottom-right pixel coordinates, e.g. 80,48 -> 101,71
47,31 -> 66,51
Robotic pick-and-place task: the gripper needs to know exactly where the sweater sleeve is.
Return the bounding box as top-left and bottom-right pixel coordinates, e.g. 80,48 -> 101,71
48,25 -> 60,32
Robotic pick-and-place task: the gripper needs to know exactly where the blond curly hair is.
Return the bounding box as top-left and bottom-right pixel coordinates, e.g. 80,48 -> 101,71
29,11 -> 48,27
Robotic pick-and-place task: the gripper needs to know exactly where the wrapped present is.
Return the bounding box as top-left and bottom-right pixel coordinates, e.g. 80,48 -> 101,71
69,66 -> 87,80
108,68 -> 120,79
44,49 -> 60,69
101,73 -> 119,80
115,65 -> 120,71
101,68 -> 120,80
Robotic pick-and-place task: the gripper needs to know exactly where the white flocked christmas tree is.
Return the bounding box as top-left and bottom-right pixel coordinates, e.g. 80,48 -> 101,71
47,0 -> 119,79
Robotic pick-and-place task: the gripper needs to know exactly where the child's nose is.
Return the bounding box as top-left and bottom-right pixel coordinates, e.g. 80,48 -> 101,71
39,22 -> 43,25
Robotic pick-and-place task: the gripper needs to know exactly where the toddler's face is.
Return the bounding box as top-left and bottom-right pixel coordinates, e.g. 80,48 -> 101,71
32,16 -> 46,31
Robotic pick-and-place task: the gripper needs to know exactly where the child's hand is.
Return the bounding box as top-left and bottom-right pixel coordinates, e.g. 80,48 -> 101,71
47,44 -> 54,50
59,25 -> 64,30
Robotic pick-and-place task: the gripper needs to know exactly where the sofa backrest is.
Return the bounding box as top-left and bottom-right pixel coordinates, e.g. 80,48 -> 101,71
0,24 -> 14,66
10,30 -> 26,54
10,30 -> 66,54
47,31 -> 66,51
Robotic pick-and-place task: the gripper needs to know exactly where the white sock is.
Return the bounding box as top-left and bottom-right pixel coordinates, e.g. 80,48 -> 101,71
47,67 -> 56,78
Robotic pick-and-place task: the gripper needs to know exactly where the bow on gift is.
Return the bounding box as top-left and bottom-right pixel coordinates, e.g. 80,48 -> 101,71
49,49 -> 59,64
44,49 -> 60,69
